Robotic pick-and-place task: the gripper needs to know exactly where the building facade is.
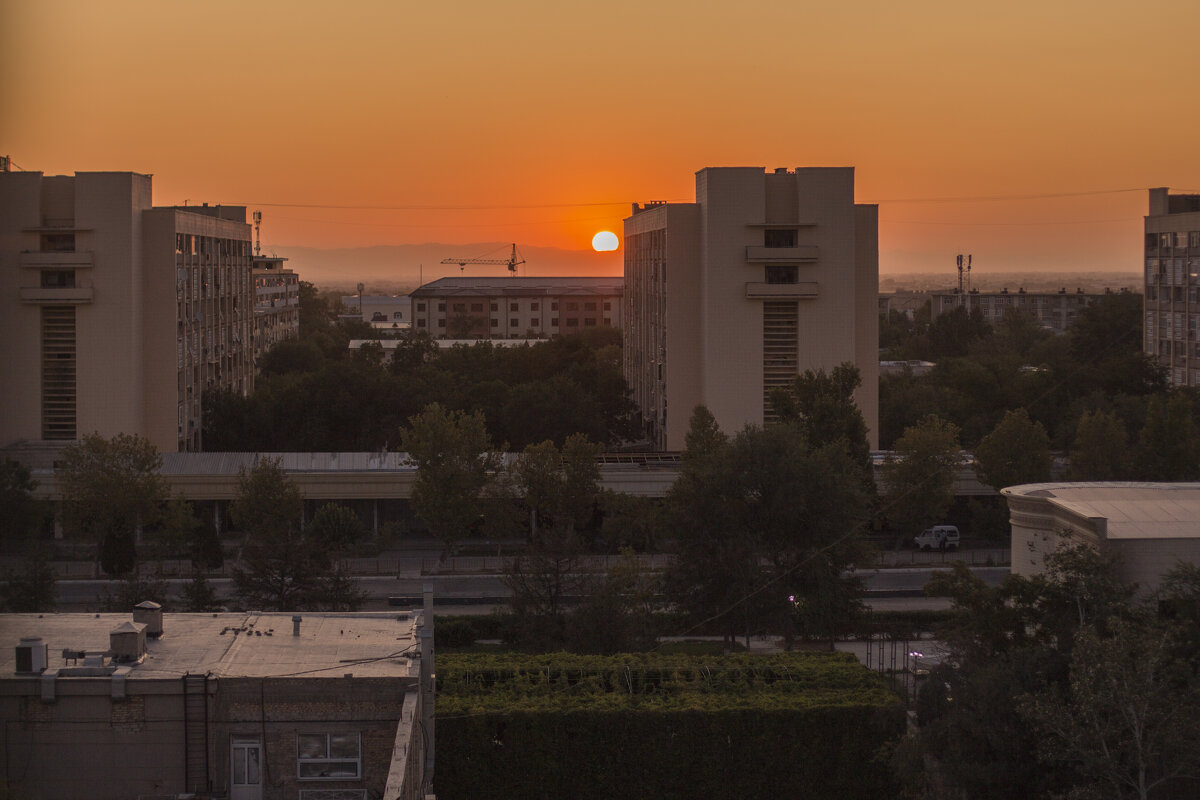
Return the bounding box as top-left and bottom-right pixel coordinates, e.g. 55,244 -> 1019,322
1144,188 -> 1200,387
623,167 -> 878,450
929,287 -> 1129,333
0,170 -> 256,452
342,294 -> 413,331
253,255 -> 300,365
409,277 -> 623,339
0,608 -> 430,800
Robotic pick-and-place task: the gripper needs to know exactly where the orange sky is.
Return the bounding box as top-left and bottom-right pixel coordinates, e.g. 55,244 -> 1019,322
3,0 -> 1199,275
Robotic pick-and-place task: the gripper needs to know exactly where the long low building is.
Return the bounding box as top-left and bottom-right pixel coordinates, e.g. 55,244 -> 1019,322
409,276 -> 622,339
13,447 -> 992,536
1003,482 -> 1200,592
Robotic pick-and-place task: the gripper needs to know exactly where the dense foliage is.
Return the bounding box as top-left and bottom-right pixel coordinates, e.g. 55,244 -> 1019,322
203,289 -> 636,451
878,294 -> 1191,467
436,652 -> 904,800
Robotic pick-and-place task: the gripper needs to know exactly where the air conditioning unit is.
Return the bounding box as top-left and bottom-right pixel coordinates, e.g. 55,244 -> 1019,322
15,638 -> 48,674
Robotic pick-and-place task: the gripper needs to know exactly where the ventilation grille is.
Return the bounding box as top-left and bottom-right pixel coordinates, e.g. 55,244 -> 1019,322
41,305 -> 77,439
762,300 -> 799,420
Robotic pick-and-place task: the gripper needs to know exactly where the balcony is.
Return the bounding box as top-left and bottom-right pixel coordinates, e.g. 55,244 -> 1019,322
745,282 -> 819,299
745,245 -> 818,263
20,286 -> 94,304
20,251 -> 94,269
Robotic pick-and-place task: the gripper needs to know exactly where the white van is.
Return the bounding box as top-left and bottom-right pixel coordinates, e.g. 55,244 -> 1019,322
914,525 -> 960,551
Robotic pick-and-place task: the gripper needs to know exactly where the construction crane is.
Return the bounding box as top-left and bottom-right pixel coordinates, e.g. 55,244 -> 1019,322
441,243 -> 526,275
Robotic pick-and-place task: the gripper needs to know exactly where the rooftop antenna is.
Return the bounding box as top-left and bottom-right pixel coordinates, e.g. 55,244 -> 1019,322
956,254 -> 963,293
253,210 -> 262,256
956,253 -> 972,294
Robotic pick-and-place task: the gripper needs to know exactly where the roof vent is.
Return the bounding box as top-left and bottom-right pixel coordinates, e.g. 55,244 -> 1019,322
133,600 -> 163,637
15,638 -> 48,674
110,621 -> 148,664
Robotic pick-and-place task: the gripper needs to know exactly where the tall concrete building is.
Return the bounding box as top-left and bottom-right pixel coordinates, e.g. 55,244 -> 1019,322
623,167 -> 878,450
1144,188 -> 1200,387
0,170 -> 256,452
252,254 -> 300,365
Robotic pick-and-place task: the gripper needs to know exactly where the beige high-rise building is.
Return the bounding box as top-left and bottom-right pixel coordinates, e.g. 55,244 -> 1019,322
0,170 -> 256,452
623,167 -> 878,450
252,254 -> 300,365
1144,188 -> 1200,387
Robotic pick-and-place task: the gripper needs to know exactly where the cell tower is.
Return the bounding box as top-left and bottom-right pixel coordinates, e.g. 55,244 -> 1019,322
253,210 -> 262,256
956,253 -> 972,293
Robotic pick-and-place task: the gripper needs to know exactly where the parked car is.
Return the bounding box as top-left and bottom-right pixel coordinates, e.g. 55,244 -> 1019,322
913,525 -> 960,551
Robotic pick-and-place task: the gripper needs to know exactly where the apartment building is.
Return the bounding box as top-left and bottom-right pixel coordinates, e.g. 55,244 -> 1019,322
929,287 -> 1129,333
1144,188 -> 1200,387
0,170 -> 255,452
342,293 -> 413,330
409,276 -> 622,338
623,167 -> 878,450
253,254 -> 300,364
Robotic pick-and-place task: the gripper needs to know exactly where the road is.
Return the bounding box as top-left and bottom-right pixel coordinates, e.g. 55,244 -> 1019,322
50,565 -> 1008,612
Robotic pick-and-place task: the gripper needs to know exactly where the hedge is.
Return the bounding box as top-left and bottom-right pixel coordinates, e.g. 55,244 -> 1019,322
435,652 -> 904,799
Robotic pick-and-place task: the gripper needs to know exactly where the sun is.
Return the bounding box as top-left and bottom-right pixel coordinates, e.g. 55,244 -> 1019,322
591,231 -> 619,251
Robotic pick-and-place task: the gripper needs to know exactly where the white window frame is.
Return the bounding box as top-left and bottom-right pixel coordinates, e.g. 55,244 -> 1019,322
296,732 -> 361,781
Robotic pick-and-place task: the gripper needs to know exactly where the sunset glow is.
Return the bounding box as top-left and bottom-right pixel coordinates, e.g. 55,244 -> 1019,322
3,0 -> 1199,278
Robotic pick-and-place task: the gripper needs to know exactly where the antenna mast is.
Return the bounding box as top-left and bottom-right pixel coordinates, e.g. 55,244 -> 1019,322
253,210 -> 262,256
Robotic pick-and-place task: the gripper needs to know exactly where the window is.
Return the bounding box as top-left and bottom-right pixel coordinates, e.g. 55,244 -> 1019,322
1161,233 -> 1173,250
603,318 -> 611,325
1175,232 -> 1189,249
490,318 -> 498,327
41,270 -> 76,288
584,302 -> 597,311
40,233 -> 75,252
510,303 -> 519,312
603,302 -> 611,311
510,318 -> 518,327
437,319 -> 445,328
297,733 -> 360,780
393,312 -> 403,319
417,303 -> 426,312
471,303 -> 484,313
764,229 -> 797,248
437,303 -> 446,312
765,266 -> 798,284
567,302 -> 579,311
417,319 -> 426,328
1191,232 -> 1200,249
566,318 -> 579,327
1147,233 -> 1159,252
530,319 -> 539,327
584,318 -> 596,326
531,303 -> 539,311
551,302 -> 558,311
489,303 -> 498,312
453,303 -> 466,312
551,318 -> 559,326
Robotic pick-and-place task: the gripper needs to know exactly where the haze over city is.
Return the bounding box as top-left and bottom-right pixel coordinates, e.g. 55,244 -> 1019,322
4,0 -> 1199,279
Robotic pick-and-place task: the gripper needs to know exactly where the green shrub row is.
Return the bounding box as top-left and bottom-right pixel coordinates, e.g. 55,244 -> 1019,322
436,654 -> 904,800
433,609 -> 953,650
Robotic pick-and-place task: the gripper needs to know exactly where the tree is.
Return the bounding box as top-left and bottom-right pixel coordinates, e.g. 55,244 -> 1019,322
1069,409 -> 1131,480
973,408 -> 1052,490
1022,621 -> 1200,800
402,404 -> 496,555
307,503 -> 367,550
772,362 -> 873,482
1,552 -> 56,612
181,572 -> 221,612
229,458 -> 363,610
1133,393 -> 1200,481
664,407 -> 871,645
59,433 -> 168,576
502,526 -> 585,651
0,459 -> 46,546
881,416 -> 961,544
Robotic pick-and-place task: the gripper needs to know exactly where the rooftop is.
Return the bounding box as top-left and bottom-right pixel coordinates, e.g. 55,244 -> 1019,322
1002,482 -> 1200,539
1,612 -> 421,679
411,276 -> 623,297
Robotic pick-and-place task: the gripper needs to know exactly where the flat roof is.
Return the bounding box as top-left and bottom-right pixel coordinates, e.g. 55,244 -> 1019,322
1003,482 -> 1200,539
0,612 -> 420,679
411,277 -> 622,297
157,452 -> 417,475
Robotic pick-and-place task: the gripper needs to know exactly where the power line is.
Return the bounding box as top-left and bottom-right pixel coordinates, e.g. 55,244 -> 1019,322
230,200 -> 656,211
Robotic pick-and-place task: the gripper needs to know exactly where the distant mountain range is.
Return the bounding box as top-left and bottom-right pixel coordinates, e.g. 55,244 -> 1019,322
267,242 -> 621,292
